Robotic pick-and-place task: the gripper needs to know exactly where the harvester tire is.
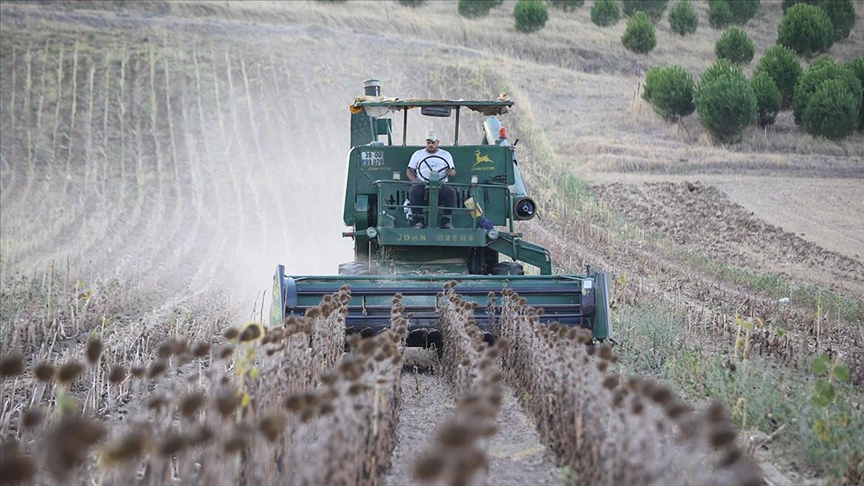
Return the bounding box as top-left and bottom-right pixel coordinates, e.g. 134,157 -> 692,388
491,262 -> 524,275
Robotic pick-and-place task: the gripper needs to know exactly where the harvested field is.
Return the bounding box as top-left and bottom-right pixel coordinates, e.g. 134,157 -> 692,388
1,1 -> 862,485
593,181 -> 864,297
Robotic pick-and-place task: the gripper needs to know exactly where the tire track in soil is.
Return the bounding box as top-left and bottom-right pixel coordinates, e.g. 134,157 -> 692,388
0,47 -> 23,210
3,42 -> 132,278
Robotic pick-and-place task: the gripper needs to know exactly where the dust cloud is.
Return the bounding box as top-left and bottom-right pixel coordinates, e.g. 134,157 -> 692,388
0,6 -> 506,321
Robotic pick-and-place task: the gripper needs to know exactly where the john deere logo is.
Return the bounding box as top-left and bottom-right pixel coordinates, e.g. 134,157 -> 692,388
472,149 -> 495,170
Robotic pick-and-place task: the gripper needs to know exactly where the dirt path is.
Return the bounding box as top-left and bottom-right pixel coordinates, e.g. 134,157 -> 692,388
486,387 -> 562,485
385,371 -> 455,485
385,369 -> 562,485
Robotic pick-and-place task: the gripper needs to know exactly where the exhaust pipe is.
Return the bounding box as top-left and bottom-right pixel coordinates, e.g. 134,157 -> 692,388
363,78 -> 381,96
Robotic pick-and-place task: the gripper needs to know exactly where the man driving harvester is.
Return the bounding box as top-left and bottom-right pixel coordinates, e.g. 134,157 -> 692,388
406,130 -> 457,229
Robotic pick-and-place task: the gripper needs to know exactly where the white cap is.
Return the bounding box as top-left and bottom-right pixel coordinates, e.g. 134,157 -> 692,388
425,130 -> 438,142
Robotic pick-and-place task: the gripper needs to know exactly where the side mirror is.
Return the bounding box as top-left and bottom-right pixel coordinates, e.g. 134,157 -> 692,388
420,106 -> 451,117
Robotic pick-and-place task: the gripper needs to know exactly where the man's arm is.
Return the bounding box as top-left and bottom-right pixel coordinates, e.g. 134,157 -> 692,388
445,152 -> 456,178
407,150 -> 422,182
406,167 -> 419,182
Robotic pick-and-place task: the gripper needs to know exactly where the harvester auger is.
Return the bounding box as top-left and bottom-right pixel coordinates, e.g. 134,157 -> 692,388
272,80 -> 611,349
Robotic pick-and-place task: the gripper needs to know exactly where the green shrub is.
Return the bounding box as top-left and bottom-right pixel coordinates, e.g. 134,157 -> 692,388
591,0 -> 620,26
843,58 -> 864,79
669,0 -> 698,35
514,0 -> 549,32
751,72 -> 782,127
782,0 -> 817,13
396,0 -> 425,6
843,58 -> 864,130
701,58 -> 746,87
818,0 -> 856,41
802,79 -> 859,139
754,44 -> 803,108
549,0 -> 584,11
729,0 -> 760,25
793,61 -> 862,125
696,72 -> 757,143
622,0 -> 668,21
642,65 -> 696,121
793,62 -> 835,124
458,0 -> 502,18
809,53 -> 837,71
715,27 -> 755,64
622,11 -> 657,53
708,0 -> 733,29
778,4 -> 834,57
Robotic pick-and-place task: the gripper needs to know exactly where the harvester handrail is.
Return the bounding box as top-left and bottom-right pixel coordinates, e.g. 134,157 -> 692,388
371,179 -> 518,233
370,179 -> 509,190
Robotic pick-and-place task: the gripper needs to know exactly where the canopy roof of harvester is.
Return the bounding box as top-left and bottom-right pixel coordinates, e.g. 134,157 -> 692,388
350,97 -> 513,116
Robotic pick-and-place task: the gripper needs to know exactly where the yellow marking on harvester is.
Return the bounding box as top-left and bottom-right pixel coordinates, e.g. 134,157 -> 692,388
472,149 -> 494,169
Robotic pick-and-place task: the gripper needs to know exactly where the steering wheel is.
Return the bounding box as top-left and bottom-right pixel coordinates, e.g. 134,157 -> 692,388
417,155 -> 452,183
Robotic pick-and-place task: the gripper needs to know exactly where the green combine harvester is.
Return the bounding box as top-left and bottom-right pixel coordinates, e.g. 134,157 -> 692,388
272,80 -> 611,348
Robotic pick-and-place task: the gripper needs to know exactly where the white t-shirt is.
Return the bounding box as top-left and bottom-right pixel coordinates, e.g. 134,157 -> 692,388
408,148 -> 454,183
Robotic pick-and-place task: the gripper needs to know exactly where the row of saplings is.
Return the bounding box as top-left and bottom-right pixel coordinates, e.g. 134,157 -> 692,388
617,0 -> 856,55
642,48 -> 864,142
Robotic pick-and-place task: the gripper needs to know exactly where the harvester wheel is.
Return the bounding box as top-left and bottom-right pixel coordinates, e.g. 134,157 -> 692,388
491,262 -> 524,275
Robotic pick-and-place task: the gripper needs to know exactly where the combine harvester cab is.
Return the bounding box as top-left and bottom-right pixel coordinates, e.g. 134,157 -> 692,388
273,80 -> 611,348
